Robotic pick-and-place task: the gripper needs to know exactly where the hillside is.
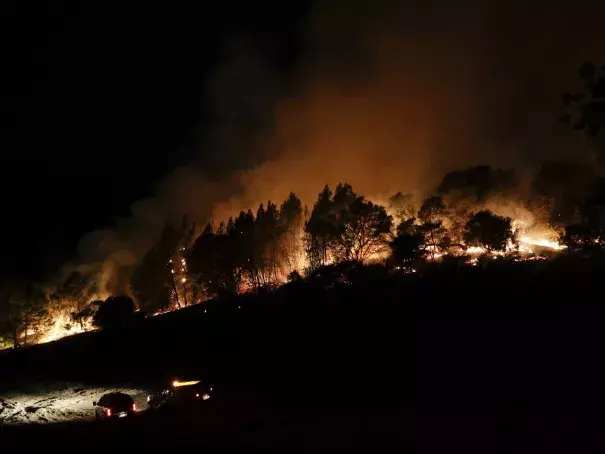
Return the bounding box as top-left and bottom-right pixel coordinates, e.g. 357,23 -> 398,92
3,256 -> 605,405
4,258 -> 605,449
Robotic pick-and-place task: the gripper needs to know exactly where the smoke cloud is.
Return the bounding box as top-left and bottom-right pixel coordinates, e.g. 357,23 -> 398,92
72,0 -> 605,295
215,0 -> 605,215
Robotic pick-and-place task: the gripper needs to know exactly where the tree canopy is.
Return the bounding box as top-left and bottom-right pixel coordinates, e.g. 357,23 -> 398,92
464,210 -> 515,252
93,295 -> 136,330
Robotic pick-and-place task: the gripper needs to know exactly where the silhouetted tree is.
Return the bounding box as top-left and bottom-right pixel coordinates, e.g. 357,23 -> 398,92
131,224 -> 180,311
0,281 -> 22,348
171,215 -> 198,307
0,281 -> 48,348
561,62 -> 605,137
305,185 -> 337,270
396,218 -> 416,234
189,210 -> 259,297
251,201 -> 281,287
561,62 -> 605,166
278,192 -> 304,274
287,270 -> 302,282
72,300 -> 102,328
417,196 -> 450,258
92,295 -> 136,330
331,186 -> 393,262
390,226 -> 424,269
190,223 -> 235,296
231,209 -> 256,285
332,183 -> 357,211
20,286 -> 48,346
464,210 -> 515,252
580,178 -> 605,240
562,223 -> 597,250
306,184 -> 392,265
532,161 -> 596,225
558,177 -> 605,249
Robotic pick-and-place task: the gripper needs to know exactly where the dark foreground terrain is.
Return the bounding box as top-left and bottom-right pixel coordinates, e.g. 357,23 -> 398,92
3,256 -> 605,452
2,401 -> 412,451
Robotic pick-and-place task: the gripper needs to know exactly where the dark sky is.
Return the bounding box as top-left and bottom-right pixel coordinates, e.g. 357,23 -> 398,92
0,2 -> 309,280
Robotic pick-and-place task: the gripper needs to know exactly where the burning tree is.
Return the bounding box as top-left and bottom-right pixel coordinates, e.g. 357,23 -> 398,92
2,170 -> 585,351
278,193 -> 306,274
0,281 -> 49,348
251,201 -> 281,287
167,216 -> 200,307
131,220 -> 195,312
189,193 -> 306,296
53,271 -> 98,331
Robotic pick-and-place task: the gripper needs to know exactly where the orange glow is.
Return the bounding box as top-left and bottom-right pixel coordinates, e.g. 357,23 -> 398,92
33,292 -> 106,345
172,380 -> 201,388
518,236 -> 566,251
38,312 -> 93,344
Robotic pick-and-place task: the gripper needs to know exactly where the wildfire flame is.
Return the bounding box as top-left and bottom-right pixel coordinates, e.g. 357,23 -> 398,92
14,197 -> 570,350
37,310 -> 93,344
518,236 -> 566,251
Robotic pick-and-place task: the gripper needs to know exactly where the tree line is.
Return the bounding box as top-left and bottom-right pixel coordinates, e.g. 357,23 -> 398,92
2,62 -> 605,347
132,183 -> 394,311
4,159 -> 605,348
130,161 -> 605,314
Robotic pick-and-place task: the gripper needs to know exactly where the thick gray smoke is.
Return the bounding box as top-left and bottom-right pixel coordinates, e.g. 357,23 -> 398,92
72,0 -> 605,295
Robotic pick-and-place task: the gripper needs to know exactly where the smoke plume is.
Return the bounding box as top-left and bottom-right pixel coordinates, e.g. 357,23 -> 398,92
73,0 -> 605,295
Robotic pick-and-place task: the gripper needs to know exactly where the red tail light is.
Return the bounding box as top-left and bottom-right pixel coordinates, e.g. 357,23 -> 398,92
195,393 -> 200,398
132,403 -> 137,411
106,408 -> 112,417
210,387 -> 213,391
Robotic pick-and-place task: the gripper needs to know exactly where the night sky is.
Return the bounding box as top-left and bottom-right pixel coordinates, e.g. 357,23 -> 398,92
0,2 -> 308,280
